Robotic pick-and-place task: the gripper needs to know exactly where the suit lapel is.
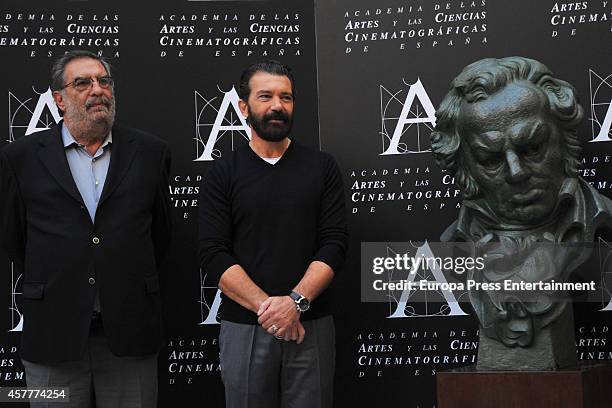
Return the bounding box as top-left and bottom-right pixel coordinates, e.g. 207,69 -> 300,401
37,126 -> 85,205
99,125 -> 137,206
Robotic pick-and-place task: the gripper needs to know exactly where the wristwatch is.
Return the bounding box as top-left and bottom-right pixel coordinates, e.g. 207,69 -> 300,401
289,291 -> 310,312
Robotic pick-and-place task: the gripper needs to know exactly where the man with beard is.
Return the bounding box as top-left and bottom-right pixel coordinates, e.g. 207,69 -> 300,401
0,50 -> 171,406
199,60 -> 348,408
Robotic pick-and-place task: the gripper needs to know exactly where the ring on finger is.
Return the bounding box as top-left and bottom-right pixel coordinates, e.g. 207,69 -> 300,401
270,324 -> 278,334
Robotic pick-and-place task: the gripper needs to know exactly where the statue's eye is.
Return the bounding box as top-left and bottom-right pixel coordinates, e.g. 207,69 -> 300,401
523,143 -> 541,157
479,155 -> 503,170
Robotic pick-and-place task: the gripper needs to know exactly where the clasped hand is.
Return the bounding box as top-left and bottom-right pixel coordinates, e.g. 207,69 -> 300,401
257,296 -> 305,344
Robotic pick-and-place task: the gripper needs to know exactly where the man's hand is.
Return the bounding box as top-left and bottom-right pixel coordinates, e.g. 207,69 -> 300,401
286,320 -> 306,344
257,296 -> 305,343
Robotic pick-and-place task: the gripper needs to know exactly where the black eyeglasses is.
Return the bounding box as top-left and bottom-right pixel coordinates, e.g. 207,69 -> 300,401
62,76 -> 114,91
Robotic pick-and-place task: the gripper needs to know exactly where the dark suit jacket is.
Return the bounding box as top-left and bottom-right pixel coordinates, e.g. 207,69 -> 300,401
0,123 -> 172,364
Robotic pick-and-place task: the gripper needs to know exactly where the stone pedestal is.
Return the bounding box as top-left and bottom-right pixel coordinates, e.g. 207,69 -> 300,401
436,363 -> 612,408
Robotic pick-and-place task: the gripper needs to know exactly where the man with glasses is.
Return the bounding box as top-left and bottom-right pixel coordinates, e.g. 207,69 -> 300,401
0,50 -> 172,407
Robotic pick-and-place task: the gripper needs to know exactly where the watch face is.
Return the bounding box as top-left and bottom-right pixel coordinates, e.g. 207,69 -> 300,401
298,298 -> 310,311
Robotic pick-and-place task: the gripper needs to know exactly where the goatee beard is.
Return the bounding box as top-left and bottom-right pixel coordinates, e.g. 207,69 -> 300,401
249,110 -> 293,142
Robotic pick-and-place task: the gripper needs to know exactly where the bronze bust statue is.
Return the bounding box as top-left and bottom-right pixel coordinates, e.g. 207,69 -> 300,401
431,56 -> 612,370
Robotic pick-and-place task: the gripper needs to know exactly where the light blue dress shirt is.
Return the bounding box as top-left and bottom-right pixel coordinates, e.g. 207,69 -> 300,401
61,123 -> 112,313
61,123 -> 112,222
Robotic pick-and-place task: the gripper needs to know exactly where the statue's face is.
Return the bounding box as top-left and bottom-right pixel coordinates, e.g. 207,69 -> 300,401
459,81 -> 566,225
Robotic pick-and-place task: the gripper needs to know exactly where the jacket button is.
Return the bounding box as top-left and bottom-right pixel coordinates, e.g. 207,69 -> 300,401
92,237 -> 100,244
88,277 -> 96,285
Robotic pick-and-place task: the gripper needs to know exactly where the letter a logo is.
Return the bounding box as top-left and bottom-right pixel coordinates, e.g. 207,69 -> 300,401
590,101 -> 612,142
380,78 -> 437,155
388,242 -> 469,318
25,87 -> 62,136
199,289 -> 222,325
199,268 -> 221,325
194,86 -> 251,161
588,70 -> 612,143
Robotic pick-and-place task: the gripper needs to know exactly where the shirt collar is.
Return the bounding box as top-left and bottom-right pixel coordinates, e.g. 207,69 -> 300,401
61,121 -> 112,149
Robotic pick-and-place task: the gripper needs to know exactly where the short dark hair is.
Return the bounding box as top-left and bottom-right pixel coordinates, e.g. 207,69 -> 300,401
238,60 -> 295,101
431,56 -> 583,199
50,50 -> 112,91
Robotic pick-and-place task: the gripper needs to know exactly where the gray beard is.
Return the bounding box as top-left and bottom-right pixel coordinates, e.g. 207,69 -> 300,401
69,119 -> 113,145
63,99 -> 115,145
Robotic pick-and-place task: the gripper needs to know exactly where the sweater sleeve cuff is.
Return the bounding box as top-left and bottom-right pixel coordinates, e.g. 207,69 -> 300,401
206,252 -> 240,284
312,245 -> 345,275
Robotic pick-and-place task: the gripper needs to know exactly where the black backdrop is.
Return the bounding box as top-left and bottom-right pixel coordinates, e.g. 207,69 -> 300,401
0,0 -> 611,407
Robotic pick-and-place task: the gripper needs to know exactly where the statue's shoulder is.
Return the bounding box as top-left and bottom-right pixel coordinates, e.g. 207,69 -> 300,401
577,178 -> 612,241
580,178 -> 612,215
440,221 -> 459,241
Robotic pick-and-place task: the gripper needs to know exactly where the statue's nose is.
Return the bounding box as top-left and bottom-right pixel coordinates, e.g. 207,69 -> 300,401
505,150 -> 529,183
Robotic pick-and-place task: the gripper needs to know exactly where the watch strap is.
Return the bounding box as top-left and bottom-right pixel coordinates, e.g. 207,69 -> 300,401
289,291 -> 302,302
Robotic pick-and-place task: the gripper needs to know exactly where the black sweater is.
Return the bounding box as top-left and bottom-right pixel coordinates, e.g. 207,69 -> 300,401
198,141 -> 348,324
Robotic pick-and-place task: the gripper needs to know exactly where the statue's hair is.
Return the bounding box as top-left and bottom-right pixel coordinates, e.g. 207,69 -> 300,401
431,57 -> 584,198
